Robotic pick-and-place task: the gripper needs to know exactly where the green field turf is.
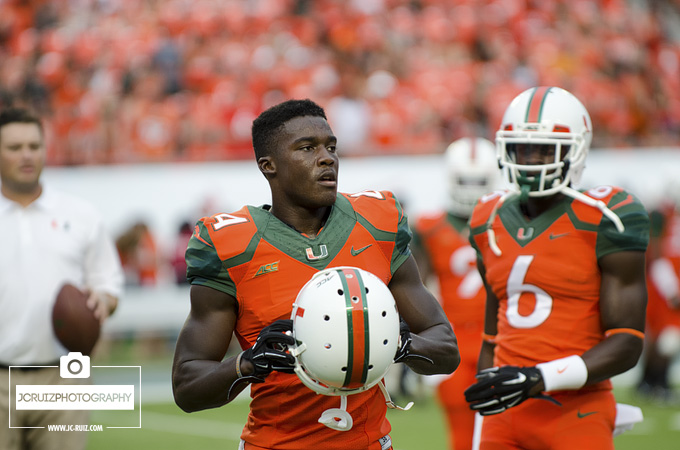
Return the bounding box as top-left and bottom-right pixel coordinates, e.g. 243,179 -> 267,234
86,386 -> 679,450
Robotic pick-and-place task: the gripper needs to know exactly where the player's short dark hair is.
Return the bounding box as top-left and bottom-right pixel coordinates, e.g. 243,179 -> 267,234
252,99 -> 327,160
0,107 -> 43,143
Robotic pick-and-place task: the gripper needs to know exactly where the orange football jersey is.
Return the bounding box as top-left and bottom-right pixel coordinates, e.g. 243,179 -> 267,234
469,186 -> 649,391
186,191 -> 411,449
413,212 -> 485,329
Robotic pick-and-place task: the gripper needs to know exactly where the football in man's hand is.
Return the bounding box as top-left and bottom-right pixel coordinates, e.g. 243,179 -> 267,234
52,284 -> 100,355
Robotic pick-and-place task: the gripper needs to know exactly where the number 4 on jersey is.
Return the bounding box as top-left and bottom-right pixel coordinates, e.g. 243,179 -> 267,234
212,213 -> 249,231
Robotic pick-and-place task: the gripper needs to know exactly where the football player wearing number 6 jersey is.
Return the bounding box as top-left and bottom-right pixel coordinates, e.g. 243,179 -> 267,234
464,87 -> 650,450
171,99 -> 460,450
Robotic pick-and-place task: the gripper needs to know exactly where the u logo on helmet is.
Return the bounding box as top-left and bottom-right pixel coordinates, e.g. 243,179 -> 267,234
289,267 -> 401,431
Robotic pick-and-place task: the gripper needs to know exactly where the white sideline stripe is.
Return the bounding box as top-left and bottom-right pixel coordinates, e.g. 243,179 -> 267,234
97,410 -> 244,440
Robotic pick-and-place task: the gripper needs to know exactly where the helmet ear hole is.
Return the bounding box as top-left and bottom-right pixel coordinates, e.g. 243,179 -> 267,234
337,289 -> 343,296
324,315 -> 330,321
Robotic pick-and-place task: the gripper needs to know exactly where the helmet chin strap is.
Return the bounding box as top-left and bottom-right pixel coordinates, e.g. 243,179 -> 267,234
519,184 -> 531,204
561,186 -> 625,232
317,381 -> 414,432
318,395 -> 353,431
485,186 -> 625,258
378,380 -> 414,411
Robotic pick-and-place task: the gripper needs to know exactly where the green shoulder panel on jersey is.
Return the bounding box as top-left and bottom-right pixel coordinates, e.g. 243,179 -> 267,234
186,221 -> 236,296
342,190 -> 412,272
595,189 -> 650,258
185,208 -> 262,297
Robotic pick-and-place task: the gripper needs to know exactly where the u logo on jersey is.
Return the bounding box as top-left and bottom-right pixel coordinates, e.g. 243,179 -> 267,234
305,244 -> 329,261
517,227 -> 534,240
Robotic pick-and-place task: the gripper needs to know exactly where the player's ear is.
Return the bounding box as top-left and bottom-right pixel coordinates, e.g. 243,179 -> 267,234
258,156 -> 276,179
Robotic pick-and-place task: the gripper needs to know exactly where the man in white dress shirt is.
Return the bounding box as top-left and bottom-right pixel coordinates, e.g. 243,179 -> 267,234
0,106 -> 124,450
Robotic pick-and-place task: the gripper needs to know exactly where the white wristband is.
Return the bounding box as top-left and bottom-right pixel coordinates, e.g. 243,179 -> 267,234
536,355 -> 588,392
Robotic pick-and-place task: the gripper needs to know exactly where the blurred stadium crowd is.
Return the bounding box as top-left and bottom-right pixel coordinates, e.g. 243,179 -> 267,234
1,0 -> 679,166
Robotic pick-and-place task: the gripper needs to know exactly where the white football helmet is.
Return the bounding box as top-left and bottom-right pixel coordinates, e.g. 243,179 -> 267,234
290,267 -> 399,396
445,137 -> 501,216
289,267 -> 402,431
496,86 -> 592,197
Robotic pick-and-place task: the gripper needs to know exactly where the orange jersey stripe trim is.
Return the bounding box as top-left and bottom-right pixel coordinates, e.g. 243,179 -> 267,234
340,268 -> 369,388
604,328 -> 645,340
193,225 -> 213,248
610,194 -> 634,210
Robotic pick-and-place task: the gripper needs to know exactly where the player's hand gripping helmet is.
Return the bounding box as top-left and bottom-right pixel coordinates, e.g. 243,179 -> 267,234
289,267 -> 408,431
496,86 -> 592,197
445,137 -> 501,217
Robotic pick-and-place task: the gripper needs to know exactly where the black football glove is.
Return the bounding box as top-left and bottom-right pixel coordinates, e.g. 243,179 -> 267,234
241,319 -> 296,380
393,317 -> 413,363
464,365 -> 559,416
393,317 -> 434,365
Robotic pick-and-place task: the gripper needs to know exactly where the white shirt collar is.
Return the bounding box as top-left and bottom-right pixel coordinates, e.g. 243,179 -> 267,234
0,184 -> 53,212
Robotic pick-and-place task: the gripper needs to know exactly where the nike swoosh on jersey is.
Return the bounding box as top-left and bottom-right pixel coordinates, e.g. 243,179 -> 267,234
577,410 -> 598,418
549,232 -> 569,240
350,244 -> 372,256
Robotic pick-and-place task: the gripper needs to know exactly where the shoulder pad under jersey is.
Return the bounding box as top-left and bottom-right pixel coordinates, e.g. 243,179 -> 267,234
469,190 -> 507,230
196,206 -> 259,261
570,185 -> 628,225
341,190 -> 404,233
414,211 -> 447,236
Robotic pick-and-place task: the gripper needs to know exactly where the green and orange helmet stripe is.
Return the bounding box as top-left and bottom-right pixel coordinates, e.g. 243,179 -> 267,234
525,86 -> 552,123
337,267 -> 370,389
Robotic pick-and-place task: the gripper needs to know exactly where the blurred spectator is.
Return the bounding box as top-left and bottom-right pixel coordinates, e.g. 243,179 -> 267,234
170,220 -> 193,285
115,221 -> 159,287
0,0 -> 677,165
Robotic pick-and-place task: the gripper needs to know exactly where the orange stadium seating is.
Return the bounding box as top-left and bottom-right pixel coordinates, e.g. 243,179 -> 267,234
0,0 -> 678,165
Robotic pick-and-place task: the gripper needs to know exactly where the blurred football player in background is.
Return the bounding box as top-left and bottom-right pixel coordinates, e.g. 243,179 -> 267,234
0,106 -> 123,450
638,198 -> 680,403
115,220 -> 160,287
464,87 -> 650,449
412,137 -> 500,450
172,99 -> 459,450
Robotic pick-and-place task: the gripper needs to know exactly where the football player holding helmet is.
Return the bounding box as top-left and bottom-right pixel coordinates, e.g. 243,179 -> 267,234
289,267 -> 411,431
